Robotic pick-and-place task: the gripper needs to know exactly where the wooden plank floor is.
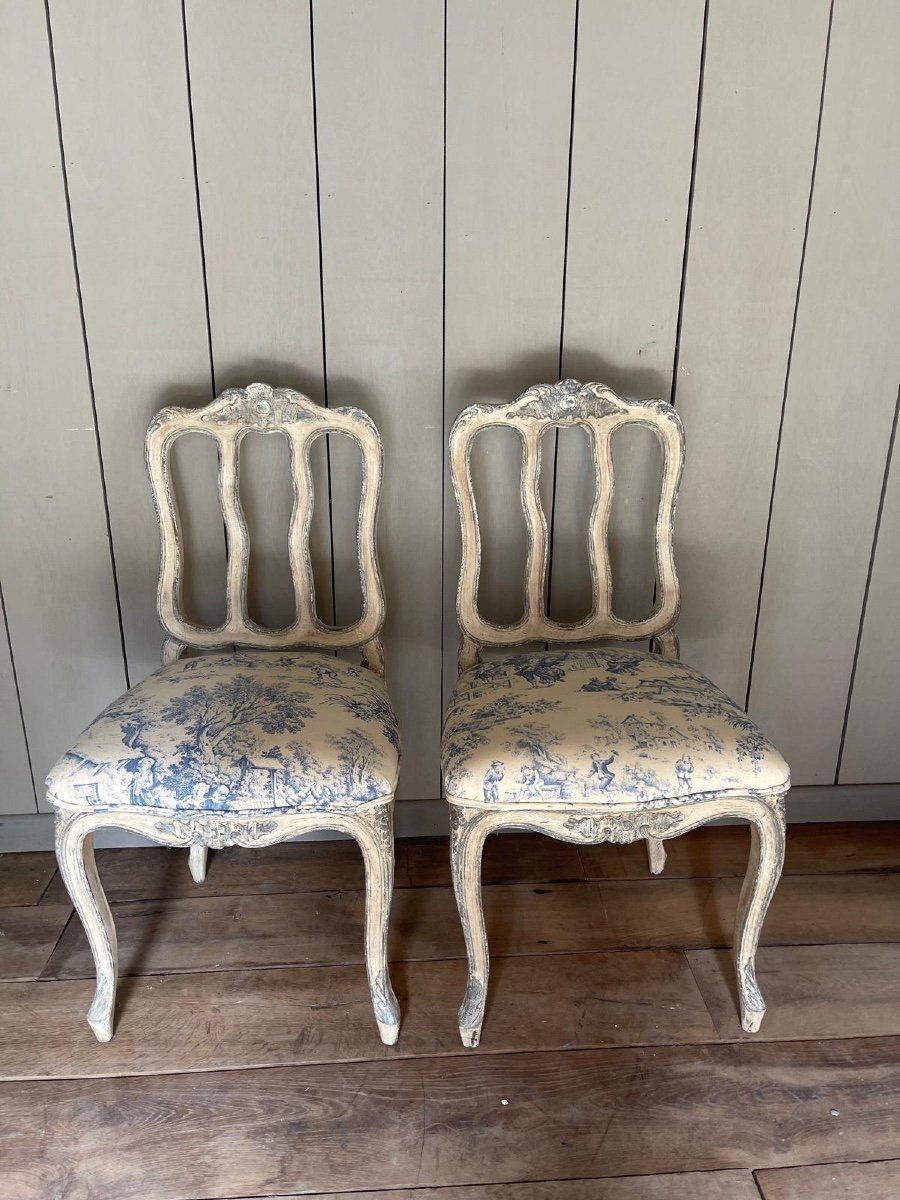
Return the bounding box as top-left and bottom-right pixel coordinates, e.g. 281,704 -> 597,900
1,821 -> 899,1199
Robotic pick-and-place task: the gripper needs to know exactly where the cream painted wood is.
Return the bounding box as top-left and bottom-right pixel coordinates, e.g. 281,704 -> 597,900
553,0 -> 704,625
0,0 -> 128,812
0,604 -> 34,815
449,794 -> 785,1046
314,0 -> 443,799
673,0 -> 829,702
53,385 -> 398,1045
840,414 -> 900,782
146,385 -> 385,667
184,0 -> 333,630
54,800 -> 400,1045
446,380 -> 787,1044
49,0 -> 217,687
442,0 -> 575,704
748,0 -> 900,782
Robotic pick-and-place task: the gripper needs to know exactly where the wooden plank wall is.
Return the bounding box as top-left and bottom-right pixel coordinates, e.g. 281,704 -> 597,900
0,0 -> 898,816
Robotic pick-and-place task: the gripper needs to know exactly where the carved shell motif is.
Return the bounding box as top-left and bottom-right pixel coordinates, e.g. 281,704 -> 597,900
563,811 -> 683,844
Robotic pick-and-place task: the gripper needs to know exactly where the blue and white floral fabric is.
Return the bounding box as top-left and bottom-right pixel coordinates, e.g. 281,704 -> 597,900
46,652 -> 400,814
442,648 -> 788,808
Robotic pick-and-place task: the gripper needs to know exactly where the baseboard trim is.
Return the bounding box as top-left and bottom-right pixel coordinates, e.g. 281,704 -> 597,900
1,784 -> 898,853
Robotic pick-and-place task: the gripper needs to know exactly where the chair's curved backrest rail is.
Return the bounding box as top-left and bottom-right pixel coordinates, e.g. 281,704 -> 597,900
449,380 -> 684,666
146,383 -> 385,668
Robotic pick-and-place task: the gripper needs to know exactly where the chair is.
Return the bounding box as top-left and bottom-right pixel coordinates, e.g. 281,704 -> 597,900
46,383 -> 401,1046
442,379 -> 789,1047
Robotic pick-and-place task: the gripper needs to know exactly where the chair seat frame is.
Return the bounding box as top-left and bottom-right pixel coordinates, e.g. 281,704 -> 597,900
445,380 -> 787,1046
52,384 -> 400,1045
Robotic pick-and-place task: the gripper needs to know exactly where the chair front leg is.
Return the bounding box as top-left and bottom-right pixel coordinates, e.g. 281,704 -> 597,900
188,844 -> 208,884
449,803 -> 492,1048
645,836 -> 667,874
55,810 -> 118,1042
352,799 -> 401,1045
734,795 -> 786,1032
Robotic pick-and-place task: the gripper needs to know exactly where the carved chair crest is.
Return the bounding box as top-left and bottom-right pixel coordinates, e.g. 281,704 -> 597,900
449,379 -> 684,668
146,382 -> 385,671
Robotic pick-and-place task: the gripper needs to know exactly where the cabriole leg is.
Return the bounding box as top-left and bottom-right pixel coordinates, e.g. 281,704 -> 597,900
449,804 -> 491,1048
646,836 -> 667,875
354,800 -> 401,1045
734,796 -> 786,1032
55,810 -> 118,1042
188,844 -> 208,884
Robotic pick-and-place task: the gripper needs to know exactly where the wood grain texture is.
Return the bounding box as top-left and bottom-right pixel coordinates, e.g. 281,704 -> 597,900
0,905 -> 71,981
0,948 -> 715,1080
6,1037 -> 900,1198
231,1174 -> 763,1200
757,1160 -> 900,1199
840,415 -> 900,782
313,0 -> 443,798
41,831 -> 584,904
49,0 -> 216,690
673,0 -> 830,701
442,0 -> 575,696
0,0 -> 127,809
690,943 -> 900,1042
553,0 -> 703,624
41,870 -> 900,984
748,0 -> 900,781
580,821 -> 900,879
0,853 -> 56,907
185,0 -> 334,629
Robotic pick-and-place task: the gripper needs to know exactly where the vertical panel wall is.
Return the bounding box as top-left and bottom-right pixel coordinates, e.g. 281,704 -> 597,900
674,0 -> 830,703
747,0 -> 900,784
185,0 -> 332,631
49,0 -> 215,694
313,0 -> 444,800
2,1 -> 899,821
552,0 -> 704,624
0,0 -> 127,809
442,0 -> 576,699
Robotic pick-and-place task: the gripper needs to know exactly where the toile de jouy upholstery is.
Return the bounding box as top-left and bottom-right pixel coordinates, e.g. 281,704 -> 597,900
443,648 -> 788,808
46,651 -> 400,816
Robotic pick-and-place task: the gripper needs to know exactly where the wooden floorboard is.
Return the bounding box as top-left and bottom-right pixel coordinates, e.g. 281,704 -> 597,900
689,943 -> 900,1042
756,1158 -> 900,1198
38,832 -> 586,905
0,851 -> 56,906
234,1172 -> 763,1199
40,871 -> 900,982
5,1037 -> 900,1200
0,903 -> 71,980
581,820 -> 900,879
0,949 -> 716,1079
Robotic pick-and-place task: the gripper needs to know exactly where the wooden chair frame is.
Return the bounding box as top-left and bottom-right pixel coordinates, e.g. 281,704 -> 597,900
446,379 -> 787,1045
51,384 -> 400,1045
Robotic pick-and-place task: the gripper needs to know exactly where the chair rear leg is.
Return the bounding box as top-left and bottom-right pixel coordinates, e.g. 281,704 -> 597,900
188,844 -> 208,884
734,797 -> 786,1032
354,800 -> 401,1045
55,811 -> 118,1042
449,804 -> 491,1048
646,836 -> 667,874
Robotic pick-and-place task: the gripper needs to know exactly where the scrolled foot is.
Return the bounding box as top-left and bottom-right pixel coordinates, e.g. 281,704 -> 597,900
459,1023 -> 483,1049
87,983 -> 114,1043
738,960 -> 767,1033
377,1019 -> 400,1046
741,1005 -> 765,1034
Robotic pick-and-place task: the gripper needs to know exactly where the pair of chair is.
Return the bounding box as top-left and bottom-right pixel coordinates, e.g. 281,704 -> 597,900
46,380 -> 789,1049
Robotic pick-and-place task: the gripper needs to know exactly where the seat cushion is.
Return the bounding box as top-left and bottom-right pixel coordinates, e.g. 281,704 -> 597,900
442,648 -> 788,808
46,651 -> 400,814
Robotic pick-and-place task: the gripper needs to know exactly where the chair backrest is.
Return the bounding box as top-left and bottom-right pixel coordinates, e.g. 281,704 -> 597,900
146,382 -> 385,672
449,379 -> 684,669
